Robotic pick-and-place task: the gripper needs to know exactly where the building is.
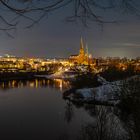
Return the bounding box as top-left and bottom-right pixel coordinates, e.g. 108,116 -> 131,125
69,37 -> 91,65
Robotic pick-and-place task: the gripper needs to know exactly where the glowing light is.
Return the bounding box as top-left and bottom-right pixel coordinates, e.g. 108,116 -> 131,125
64,68 -> 68,71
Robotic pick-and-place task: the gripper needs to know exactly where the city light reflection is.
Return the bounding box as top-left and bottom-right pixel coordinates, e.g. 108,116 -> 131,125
0,78 -> 70,91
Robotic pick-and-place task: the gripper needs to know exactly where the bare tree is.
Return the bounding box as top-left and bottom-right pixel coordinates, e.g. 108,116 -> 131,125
78,106 -> 128,140
119,76 -> 140,140
0,0 -> 140,36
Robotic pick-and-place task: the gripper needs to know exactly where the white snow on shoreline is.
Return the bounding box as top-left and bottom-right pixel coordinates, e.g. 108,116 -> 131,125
69,75 -> 140,104
76,83 -> 120,102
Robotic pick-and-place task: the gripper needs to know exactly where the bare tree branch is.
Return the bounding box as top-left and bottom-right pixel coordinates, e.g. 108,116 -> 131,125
0,0 -> 139,34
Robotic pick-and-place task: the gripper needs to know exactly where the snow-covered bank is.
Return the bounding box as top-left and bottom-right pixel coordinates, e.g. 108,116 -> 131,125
64,84 -> 120,105
63,75 -> 140,105
35,70 -> 77,80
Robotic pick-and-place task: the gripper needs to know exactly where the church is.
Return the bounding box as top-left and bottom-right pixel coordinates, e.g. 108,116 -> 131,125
69,38 -> 92,65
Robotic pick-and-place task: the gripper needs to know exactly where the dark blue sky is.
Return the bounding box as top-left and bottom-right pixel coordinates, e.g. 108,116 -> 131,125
0,1 -> 140,58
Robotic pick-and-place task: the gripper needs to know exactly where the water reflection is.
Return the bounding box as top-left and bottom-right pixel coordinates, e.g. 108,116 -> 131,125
0,78 -> 137,140
77,105 -> 128,140
0,78 -> 70,91
118,103 -> 140,140
63,100 -> 129,140
64,101 -> 74,123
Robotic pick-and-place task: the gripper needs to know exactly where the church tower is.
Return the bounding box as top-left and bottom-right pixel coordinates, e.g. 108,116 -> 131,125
69,37 -> 91,65
78,37 -> 86,64
79,37 -> 85,56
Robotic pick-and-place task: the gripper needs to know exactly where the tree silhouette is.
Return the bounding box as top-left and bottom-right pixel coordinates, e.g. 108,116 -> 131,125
119,76 -> 140,140
64,100 -> 74,123
0,0 -> 140,36
78,106 -> 127,140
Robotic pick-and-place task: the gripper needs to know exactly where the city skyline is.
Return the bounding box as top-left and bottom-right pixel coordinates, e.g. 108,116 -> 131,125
0,1 -> 139,58
0,30 -> 139,59
0,2 -> 139,140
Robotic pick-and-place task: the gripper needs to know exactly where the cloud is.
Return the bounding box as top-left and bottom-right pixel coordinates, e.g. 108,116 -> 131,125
114,43 -> 140,48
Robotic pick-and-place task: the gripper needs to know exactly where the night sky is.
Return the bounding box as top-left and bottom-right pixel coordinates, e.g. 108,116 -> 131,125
0,1 -> 140,58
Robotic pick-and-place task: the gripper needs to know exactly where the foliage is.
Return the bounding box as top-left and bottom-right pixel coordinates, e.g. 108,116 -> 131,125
118,76 -> 140,140
0,0 -> 140,36
78,106 -> 127,140
71,72 -> 101,88
100,64 -> 137,82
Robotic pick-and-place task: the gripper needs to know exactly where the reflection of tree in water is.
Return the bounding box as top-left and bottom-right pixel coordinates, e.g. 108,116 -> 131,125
84,104 -> 98,117
62,77 -> 140,140
59,101 -> 74,140
120,112 -> 140,140
118,77 -> 140,140
64,101 -> 74,123
78,105 -> 128,140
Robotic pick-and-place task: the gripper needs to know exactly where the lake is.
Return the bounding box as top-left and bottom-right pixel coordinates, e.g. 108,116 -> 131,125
0,78 -> 131,140
0,79 -> 95,140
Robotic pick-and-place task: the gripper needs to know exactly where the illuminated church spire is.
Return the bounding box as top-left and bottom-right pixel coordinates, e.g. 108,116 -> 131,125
79,37 -> 85,56
80,37 -> 84,49
69,37 -> 92,65
86,43 -> 89,56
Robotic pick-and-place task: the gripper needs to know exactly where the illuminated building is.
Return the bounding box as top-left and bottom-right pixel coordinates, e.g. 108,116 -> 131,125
69,37 -> 92,65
